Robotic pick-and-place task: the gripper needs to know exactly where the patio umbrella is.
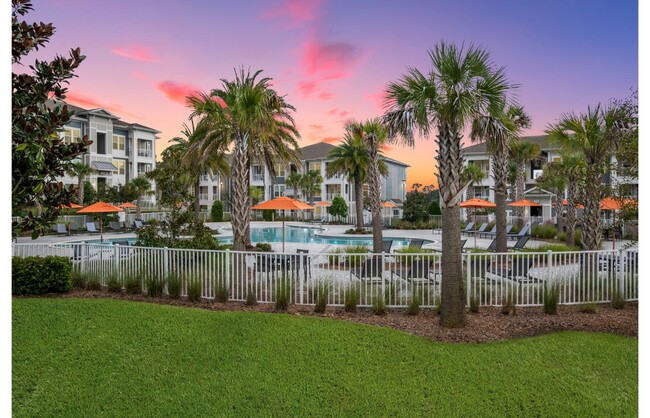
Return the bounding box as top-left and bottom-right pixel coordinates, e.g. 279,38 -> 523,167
562,199 -> 585,209
315,201 -> 331,221
59,203 -> 83,209
118,202 -> 138,224
460,198 -> 496,248
77,201 -> 123,242
599,198 -> 637,249
251,196 -> 315,252
508,199 -> 542,226
382,201 -> 397,226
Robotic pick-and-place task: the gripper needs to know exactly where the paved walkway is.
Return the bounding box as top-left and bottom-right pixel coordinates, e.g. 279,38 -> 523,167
14,221 -> 636,253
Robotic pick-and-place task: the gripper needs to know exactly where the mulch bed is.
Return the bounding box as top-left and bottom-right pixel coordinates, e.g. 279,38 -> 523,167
46,290 -> 638,343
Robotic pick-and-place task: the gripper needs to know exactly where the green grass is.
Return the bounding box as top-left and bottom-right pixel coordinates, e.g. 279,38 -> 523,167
13,298 -> 637,417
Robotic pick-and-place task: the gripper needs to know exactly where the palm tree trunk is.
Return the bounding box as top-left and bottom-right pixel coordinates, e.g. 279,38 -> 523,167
582,168 -> 602,250
354,180 -> 364,231
513,163 -> 525,220
566,190 -> 578,247
232,134 -> 252,251
493,151 -> 508,253
367,136 -> 383,253
78,176 -> 84,204
436,124 -> 466,328
136,197 -> 142,219
194,179 -> 201,227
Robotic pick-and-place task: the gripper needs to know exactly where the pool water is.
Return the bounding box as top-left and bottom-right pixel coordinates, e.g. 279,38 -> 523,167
83,226 -> 428,248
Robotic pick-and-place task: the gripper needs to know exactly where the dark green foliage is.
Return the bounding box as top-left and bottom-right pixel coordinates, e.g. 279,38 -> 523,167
86,276 -> 101,291
107,275 -> 122,293
578,303 -> 597,314
136,221 -> 225,250
328,196 -> 348,219
574,229 -> 583,248
543,282 -> 560,315
402,190 -> 429,223
12,256 -> 72,295
167,273 -> 182,299
393,220 -> 439,230
214,276 -> 229,303
428,200 -> 441,215
82,181 -> 97,205
12,0 -> 87,239
125,274 -> 143,295
262,210 -> 276,221
314,282 -> 329,313
557,231 -> 567,242
610,287 -> 625,310
211,200 -> 224,222
469,294 -> 480,313
255,242 -> 272,252
187,276 -> 202,302
407,289 -> 421,316
146,276 -> 166,298
371,295 -> 386,315
532,223 -> 557,239
275,277 -> 291,311
71,266 -> 87,290
344,283 -> 360,312
245,289 -> 258,306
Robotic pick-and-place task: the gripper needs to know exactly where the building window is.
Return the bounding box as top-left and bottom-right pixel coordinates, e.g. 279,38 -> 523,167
113,159 -> 125,175
309,161 -> 321,173
273,184 -> 285,197
112,134 -> 125,151
62,127 -> 81,144
274,164 -> 286,178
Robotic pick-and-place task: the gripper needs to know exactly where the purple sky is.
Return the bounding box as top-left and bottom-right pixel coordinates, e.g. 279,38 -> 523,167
20,0 -> 638,188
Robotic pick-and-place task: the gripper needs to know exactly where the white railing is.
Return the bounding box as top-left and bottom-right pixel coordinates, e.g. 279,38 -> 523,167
12,216 -> 22,224
12,244 -> 638,308
137,149 -> 152,158
199,194 -> 210,201
252,174 -> 264,182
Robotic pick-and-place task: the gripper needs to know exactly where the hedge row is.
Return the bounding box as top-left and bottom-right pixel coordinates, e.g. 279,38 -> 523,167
12,256 -> 72,295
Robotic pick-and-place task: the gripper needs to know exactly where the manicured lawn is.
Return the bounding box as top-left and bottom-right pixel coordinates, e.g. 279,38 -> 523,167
13,298 -> 637,417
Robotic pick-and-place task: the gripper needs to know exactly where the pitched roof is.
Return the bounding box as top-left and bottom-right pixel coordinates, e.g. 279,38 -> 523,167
462,135 -> 559,154
297,141 -> 409,166
46,99 -> 159,133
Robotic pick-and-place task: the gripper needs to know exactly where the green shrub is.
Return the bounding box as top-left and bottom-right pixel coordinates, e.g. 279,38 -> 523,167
532,223 -> 557,239
344,283 -> 360,312
275,277 -> 292,311
12,256 -> 72,295
71,267 -> 87,290
107,274 -> 122,293
578,303 -> 597,314
574,229 -> 583,248
610,287 -> 625,309
407,289 -> 421,315
469,294 -> 480,313
86,275 -> 101,291
371,295 -> 386,315
314,282 -> 329,313
214,277 -> 229,303
245,289 -> 258,306
167,273 -> 182,298
211,200 -> 224,222
543,282 -> 560,315
501,290 -> 516,316
125,274 -> 143,295
262,210 -> 276,221
557,231 -> 567,243
146,276 -> 166,298
187,276 -> 202,302
255,242 -> 272,252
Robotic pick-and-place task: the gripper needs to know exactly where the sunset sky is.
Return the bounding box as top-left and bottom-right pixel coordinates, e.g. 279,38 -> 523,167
20,0 -> 637,189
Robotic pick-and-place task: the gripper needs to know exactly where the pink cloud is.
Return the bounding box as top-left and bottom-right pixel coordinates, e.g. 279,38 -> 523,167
297,80 -> 317,97
262,0 -> 323,24
318,91 -> 334,100
132,71 -> 148,80
309,124 -> 324,130
302,40 -> 363,80
327,108 -> 338,115
156,81 -> 201,105
322,136 -> 340,144
111,46 -> 158,62
365,90 -> 388,111
339,110 -> 349,117
64,91 -> 143,120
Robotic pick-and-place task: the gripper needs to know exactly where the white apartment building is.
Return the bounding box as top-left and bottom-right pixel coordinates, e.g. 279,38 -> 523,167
462,135 -> 638,220
198,142 -> 409,218
48,99 -> 159,204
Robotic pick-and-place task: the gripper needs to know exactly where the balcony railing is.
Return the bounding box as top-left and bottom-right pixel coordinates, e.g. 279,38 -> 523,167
199,194 -> 210,201
137,149 -> 153,158
252,174 -> 264,181
326,193 -> 342,201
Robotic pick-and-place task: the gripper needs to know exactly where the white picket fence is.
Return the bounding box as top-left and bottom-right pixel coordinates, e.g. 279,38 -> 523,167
12,244 -> 638,308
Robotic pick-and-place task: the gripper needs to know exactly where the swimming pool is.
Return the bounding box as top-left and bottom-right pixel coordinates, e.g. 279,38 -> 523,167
82,226 -> 432,248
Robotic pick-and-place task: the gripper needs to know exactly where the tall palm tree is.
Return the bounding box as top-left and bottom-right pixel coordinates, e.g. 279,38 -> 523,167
326,133 -> 370,231
383,42 -> 512,328
300,170 -> 323,205
128,176 -> 152,219
462,164 -> 486,201
509,140 -> 541,220
182,117 -> 230,227
286,172 -> 303,199
471,105 -> 531,252
189,68 -> 301,251
66,162 -> 96,204
347,119 -> 390,253
546,104 -> 632,249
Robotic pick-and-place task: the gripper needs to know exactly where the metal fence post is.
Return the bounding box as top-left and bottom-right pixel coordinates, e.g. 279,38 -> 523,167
381,251 -> 386,304
618,249 -> 624,297
466,252 -> 471,306
299,253 -> 304,305
163,247 -> 169,279
225,249 -> 231,293
114,245 -> 120,283
547,250 -> 553,283
81,242 -> 87,273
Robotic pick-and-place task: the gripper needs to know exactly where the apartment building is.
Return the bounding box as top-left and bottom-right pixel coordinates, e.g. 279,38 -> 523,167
198,142 -> 409,218
48,99 -> 159,204
461,135 -> 638,219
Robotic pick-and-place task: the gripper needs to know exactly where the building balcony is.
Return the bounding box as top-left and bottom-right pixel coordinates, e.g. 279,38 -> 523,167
252,174 -> 264,181
326,193 -> 342,201
199,194 -> 210,201
137,149 -> 153,158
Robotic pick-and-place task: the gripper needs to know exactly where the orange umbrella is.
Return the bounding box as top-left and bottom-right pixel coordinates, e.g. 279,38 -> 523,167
381,201 -> 397,208
508,199 -> 541,207
316,201 -> 331,207
599,198 -> 637,249
118,202 -> 138,209
59,203 -> 83,209
460,198 -> 496,247
251,196 -> 315,252
562,199 -> 585,209
77,201 -> 123,242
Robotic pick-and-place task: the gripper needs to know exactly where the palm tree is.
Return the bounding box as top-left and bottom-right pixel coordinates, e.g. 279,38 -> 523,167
383,42 -> 512,328
326,133 -> 370,231
182,117 -> 230,227
66,162 -> 96,204
509,140 -> 541,221
249,186 -> 263,205
462,164 -> 486,201
286,172 -> 303,199
546,104 -> 633,249
300,170 -> 323,206
189,68 -> 301,251
471,105 -> 531,252
347,119 -> 389,253
128,176 -> 152,219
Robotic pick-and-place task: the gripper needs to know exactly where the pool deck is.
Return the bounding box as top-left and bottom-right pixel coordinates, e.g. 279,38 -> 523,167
14,221 -> 636,253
